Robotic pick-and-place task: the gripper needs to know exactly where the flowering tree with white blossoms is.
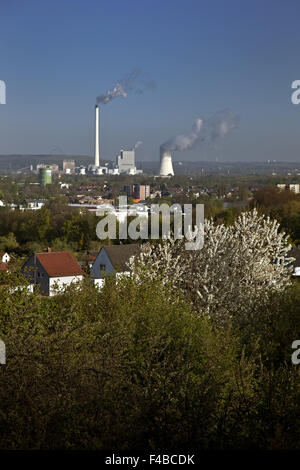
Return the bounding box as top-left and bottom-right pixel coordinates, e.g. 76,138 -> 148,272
127,210 -> 294,324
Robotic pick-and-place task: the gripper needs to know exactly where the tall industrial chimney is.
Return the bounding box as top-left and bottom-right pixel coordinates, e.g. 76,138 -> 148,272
159,147 -> 174,177
94,105 -> 100,167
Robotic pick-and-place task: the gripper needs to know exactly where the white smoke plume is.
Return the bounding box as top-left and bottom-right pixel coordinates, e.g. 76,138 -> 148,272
161,108 -> 238,152
134,140 -> 143,149
96,68 -> 156,105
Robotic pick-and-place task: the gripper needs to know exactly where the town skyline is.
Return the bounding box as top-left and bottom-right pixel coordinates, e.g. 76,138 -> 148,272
1,0 -> 300,162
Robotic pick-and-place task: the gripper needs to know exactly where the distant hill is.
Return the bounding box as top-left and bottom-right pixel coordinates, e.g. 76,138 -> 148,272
0,154 -> 299,176
0,154 -> 94,170
139,160 -> 300,175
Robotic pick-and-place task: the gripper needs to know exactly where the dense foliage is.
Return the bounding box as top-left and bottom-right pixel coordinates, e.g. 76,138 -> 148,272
0,183 -> 299,450
253,186 -> 300,244
0,198 -> 100,254
0,270 -> 300,450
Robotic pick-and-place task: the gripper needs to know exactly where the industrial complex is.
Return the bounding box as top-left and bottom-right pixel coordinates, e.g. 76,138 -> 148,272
34,104 -> 175,182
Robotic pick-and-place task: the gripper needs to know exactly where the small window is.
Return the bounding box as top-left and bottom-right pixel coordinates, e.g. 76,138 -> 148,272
100,264 -> 106,273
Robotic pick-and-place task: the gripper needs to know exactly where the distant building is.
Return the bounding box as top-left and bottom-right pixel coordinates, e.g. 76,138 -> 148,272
63,160 -> 75,174
289,184 -> 300,194
26,200 -> 45,210
36,163 -> 59,173
39,167 -> 52,186
87,164 -> 108,175
277,183 -> 300,193
123,184 -> 150,200
22,250 -> 84,296
77,148 -> 143,177
117,149 -> 135,173
133,184 -> 150,200
77,166 -> 86,175
115,149 -> 142,175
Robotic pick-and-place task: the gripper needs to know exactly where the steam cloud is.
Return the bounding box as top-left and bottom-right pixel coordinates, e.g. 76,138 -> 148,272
161,108 -> 238,152
134,140 -> 143,149
96,68 -> 155,105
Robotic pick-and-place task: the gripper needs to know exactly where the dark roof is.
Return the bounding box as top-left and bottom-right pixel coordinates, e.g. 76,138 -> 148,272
289,247 -> 300,267
35,251 -> 84,277
103,244 -> 141,272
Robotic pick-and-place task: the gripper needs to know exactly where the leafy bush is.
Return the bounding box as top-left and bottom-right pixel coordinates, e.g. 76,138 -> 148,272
0,274 -> 253,450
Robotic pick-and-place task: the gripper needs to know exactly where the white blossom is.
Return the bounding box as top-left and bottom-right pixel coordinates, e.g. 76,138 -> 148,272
128,210 -> 294,323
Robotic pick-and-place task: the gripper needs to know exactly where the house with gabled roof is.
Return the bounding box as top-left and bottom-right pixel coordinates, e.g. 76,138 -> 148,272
0,252 -> 10,273
0,252 -> 10,263
22,250 -> 84,296
90,244 -> 141,287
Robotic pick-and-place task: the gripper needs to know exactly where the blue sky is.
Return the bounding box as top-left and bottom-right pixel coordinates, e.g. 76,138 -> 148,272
1,0 -> 300,162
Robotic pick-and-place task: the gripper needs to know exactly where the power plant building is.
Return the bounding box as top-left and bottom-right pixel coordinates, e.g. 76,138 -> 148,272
117,149 -> 135,173
115,149 -> 143,175
63,160 -> 75,174
85,105 -> 144,176
36,163 -> 59,173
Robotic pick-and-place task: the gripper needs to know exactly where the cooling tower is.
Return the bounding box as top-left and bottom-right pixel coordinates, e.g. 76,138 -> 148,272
159,147 -> 174,177
94,105 -> 100,167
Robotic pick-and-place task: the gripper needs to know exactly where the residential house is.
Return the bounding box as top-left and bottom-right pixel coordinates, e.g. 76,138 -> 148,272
290,247 -> 300,276
0,252 -> 10,272
277,184 -> 300,194
0,252 -> 10,263
22,250 -> 84,296
90,244 -> 141,288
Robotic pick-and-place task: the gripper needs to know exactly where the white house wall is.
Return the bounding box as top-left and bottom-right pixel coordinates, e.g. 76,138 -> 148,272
94,278 -> 105,290
2,253 -> 10,262
9,284 -> 34,294
49,275 -> 83,296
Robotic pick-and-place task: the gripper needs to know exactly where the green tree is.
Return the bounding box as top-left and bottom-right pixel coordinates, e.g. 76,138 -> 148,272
0,232 -> 19,251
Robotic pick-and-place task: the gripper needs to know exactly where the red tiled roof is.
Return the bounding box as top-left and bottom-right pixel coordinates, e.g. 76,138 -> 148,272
35,251 -> 84,277
0,262 -> 9,271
